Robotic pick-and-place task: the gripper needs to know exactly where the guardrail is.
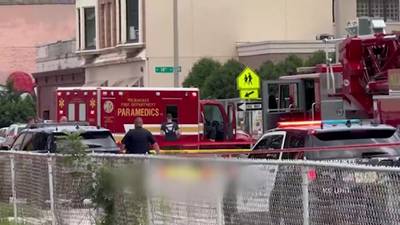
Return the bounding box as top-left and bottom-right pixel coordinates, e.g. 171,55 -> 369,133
1,151 -> 400,225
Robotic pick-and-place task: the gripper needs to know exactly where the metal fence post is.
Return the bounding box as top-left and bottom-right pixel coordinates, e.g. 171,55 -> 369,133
145,158 -> 153,225
47,155 -> 56,225
216,190 -> 223,225
9,154 -> 17,224
302,167 -> 310,225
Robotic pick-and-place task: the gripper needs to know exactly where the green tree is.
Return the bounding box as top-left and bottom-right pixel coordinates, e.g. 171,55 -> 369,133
183,58 -> 221,91
258,55 -> 303,81
282,54 -> 304,75
0,81 -> 36,127
304,50 -> 331,67
258,61 -> 280,80
202,59 -> 245,99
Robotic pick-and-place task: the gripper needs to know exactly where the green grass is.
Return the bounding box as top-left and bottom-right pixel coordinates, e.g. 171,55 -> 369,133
0,203 -> 23,225
0,202 -> 13,218
0,202 -> 13,225
0,221 -> 15,225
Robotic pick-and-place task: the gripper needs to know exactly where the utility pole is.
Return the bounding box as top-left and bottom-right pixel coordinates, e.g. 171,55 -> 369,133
173,0 -> 179,87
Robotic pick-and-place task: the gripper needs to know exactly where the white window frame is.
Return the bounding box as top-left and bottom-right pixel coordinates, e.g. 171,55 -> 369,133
120,0 -> 143,45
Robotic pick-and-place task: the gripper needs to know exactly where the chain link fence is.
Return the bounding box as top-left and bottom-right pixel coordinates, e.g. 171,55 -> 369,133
1,151 -> 400,225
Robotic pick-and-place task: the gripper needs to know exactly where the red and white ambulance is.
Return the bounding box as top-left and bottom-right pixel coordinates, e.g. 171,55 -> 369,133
56,87 -> 251,149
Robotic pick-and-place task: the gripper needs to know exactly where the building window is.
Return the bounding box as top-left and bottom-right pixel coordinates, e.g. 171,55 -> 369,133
126,0 -> 139,42
99,1 -> 117,49
43,110 -> 50,120
84,7 -> 96,49
68,103 -> 75,121
357,0 -> 400,22
79,103 -> 86,122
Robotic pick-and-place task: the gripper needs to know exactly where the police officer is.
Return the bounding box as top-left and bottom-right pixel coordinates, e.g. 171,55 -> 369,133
122,117 -> 160,154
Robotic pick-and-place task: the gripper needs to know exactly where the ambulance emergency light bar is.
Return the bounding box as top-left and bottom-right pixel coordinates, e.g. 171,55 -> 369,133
277,119 -> 362,129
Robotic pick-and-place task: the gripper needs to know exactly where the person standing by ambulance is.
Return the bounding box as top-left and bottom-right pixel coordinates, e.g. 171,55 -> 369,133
161,114 -> 180,141
122,117 -> 160,154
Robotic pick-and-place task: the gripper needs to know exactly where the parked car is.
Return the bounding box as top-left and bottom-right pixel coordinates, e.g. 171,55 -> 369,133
0,137 -> 5,147
250,120 -> 400,160
227,120 -> 400,225
3,124 -> 26,149
0,127 -> 8,148
9,123 -> 119,153
0,127 -> 8,137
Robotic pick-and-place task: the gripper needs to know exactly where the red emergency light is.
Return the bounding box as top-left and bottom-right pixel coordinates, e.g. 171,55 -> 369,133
277,121 -> 322,128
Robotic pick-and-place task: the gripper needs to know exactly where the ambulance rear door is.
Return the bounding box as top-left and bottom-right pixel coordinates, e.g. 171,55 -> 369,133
159,89 -> 200,147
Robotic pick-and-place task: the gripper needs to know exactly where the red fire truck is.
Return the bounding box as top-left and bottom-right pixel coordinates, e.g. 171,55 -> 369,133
56,87 -> 251,149
262,33 -> 400,130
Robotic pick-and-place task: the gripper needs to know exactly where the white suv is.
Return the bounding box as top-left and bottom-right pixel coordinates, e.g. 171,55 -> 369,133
4,124 -> 27,148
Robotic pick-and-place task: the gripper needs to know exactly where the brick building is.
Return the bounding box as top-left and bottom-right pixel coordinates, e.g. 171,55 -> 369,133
0,0 -> 75,83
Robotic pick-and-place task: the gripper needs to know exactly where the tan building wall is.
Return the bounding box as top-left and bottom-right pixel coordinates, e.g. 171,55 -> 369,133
145,0 -> 333,87
334,0 -> 357,37
85,61 -> 145,86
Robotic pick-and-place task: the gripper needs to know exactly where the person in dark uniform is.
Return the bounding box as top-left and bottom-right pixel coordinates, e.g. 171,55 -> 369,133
122,117 -> 160,154
160,114 -> 180,141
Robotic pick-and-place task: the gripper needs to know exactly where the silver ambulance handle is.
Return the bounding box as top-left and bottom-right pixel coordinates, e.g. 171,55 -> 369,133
329,62 -> 335,94
311,102 -> 316,121
286,104 -> 294,113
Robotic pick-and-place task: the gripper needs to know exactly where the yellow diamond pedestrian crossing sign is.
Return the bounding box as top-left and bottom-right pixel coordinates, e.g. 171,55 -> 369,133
237,67 -> 260,100
237,67 -> 260,90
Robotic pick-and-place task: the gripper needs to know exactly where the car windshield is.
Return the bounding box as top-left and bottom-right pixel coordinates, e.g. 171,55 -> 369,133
307,128 -> 400,160
54,131 -> 117,150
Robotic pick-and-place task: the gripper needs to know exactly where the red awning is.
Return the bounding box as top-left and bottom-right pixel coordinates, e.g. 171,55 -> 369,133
8,71 -> 35,94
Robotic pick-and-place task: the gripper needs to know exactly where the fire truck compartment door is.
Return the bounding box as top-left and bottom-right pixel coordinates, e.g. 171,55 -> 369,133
262,80 -> 306,131
320,99 -> 346,120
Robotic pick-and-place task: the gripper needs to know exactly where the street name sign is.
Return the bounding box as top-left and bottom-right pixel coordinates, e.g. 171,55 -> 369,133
237,101 -> 263,111
155,66 -> 181,73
